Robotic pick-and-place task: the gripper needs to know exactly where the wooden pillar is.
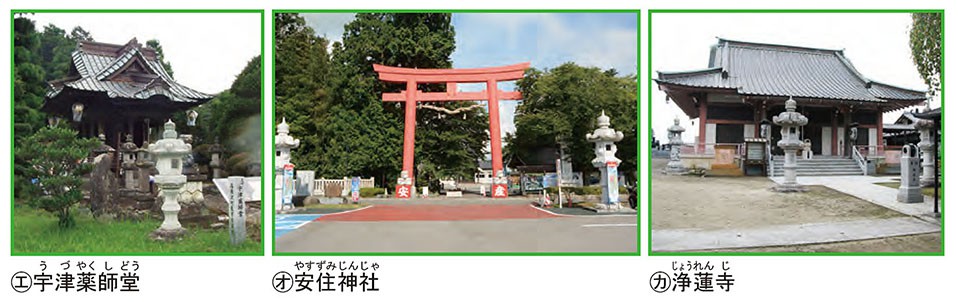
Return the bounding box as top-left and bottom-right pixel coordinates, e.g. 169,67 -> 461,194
831,110 -> 838,156
843,107 -> 852,158
876,109 -> 884,154
698,98 -> 707,153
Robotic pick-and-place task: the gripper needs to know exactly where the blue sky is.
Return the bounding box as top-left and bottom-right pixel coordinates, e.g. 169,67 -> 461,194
303,13 -> 638,139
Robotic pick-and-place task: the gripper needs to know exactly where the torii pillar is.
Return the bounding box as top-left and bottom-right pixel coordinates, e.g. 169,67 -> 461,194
374,62 -> 530,199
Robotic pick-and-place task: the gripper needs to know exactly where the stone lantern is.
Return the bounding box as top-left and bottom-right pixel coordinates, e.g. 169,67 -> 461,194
209,137 -> 226,179
666,117 -> 686,174
119,134 -> 139,190
772,97 -> 808,192
915,118 -> 936,187
148,120 -> 192,240
90,133 -> 115,162
275,118 -> 300,172
275,118 -> 300,209
586,111 -> 625,210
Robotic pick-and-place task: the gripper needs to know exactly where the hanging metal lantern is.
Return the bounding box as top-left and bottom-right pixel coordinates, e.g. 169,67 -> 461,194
72,103 -> 85,122
186,110 -> 199,127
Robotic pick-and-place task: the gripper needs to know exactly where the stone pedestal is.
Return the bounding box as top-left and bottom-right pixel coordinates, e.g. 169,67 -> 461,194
898,144 -> 923,203
773,97 -> 808,192
395,170 -> 413,199
665,117 -> 687,175
586,111 -> 627,210
916,120 -> 937,187
148,120 -> 192,241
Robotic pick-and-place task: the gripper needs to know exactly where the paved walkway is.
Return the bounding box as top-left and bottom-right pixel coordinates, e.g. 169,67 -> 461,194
769,175 -> 940,219
275,214 -> 324,238
652,217 -> 939,251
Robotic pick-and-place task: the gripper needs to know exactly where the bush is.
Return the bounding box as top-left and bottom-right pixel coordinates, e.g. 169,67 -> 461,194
16,125 -> 99,228
360,187 -> 385,198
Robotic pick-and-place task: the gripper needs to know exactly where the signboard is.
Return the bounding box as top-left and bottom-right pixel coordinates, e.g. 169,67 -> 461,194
213,177 -> 248,245
746,141 -> 766,161
351,177 -> 360,202
492,184 -> 507,198
607,161 -> 619,204
281,163 -> 295,209
396,185 -> 412,198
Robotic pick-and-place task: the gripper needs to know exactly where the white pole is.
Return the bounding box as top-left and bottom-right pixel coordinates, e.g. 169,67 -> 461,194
556,158 -> 563,209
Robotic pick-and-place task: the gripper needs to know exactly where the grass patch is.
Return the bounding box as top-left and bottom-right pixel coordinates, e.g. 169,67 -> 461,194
874,182 -> 942,198
13,207 -> 260,255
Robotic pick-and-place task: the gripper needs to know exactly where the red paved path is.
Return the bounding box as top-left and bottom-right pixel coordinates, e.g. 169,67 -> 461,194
316,204 -> 561,222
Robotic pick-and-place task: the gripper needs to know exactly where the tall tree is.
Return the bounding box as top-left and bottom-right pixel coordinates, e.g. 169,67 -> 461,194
324,13 -> 487,188
509,63 -> 638,182
194,55 -> 263,174
69,26 -> 94,42
910,12 -> 942,94
274,13 -> 334,171
147,39 -> 175,78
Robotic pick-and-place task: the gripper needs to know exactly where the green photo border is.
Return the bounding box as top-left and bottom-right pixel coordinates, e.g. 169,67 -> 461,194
270,9 -> 642,256
646,9 -> 945,256
9,9 -> 267,256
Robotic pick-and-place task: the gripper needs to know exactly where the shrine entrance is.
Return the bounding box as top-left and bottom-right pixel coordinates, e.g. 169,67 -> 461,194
373,62 -> 530,199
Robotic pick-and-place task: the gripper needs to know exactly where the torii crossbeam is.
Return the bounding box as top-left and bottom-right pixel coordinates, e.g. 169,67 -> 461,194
374,62 -> 530,199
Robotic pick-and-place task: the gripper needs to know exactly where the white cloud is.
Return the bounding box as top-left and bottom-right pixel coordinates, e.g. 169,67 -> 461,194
29,12 -> 262,95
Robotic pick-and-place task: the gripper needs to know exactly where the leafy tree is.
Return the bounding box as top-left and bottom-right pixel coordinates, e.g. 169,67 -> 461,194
323,13 -> 487,189
69,26 -> 94,42
194,55 -> 262,171
147,39 -> 175,78
17,125 -> 100,228
274,13 -> 334,171
910,13 -> 942,93
509,63 -> 638,181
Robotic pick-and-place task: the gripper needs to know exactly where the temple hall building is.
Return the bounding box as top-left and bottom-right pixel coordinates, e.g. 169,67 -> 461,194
43,38 -> 214,149
655,38 -> 927,175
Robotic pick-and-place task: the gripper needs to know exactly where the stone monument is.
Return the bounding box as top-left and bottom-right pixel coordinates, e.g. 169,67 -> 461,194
666,117 -> 687,174
772,97 -> 808,192
586,111 -> 627,212
148,120 -> 192,240
897,144 -> 923,203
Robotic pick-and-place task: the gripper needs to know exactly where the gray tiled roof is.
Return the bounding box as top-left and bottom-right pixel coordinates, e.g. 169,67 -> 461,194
656,38 -> 926,103
46,39 -> 214,102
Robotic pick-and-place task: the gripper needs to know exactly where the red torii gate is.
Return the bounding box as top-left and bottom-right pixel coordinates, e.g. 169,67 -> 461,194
373,62 -> 530,199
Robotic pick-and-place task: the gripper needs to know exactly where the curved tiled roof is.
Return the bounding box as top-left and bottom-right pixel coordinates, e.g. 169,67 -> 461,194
46,38 -> 214,103
656,38 -> 926,103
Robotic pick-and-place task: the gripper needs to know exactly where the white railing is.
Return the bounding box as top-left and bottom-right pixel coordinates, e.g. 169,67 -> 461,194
313,177 -> 375,196
766,143 -> 775,177
851,146 -> 868,176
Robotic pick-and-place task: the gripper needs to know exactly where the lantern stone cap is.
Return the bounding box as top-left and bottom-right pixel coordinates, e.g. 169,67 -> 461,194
276,117 -> 300,148
586,110 -> 624,142
163,119 -> 177,139
148,120 -> 191,155
772,97 -> 808,127
668,116 -> 685,132
119,133 -> 138,152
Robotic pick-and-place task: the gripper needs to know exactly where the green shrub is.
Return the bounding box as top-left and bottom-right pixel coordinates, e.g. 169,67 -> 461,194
360,187 -> 385,198
16,125 -> 99,228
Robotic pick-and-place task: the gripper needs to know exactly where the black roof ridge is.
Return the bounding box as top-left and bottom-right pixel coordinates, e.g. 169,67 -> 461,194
717,37 -> 844,55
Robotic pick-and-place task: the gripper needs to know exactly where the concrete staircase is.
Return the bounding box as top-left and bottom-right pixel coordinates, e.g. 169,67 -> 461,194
770,157 -> 863,177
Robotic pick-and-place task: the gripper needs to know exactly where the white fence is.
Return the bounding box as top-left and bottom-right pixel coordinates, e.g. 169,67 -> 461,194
313,177 -> 375,197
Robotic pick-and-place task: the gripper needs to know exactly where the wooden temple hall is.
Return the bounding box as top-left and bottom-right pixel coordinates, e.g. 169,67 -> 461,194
42,38 -> 213,148
655,39 -> 927,163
